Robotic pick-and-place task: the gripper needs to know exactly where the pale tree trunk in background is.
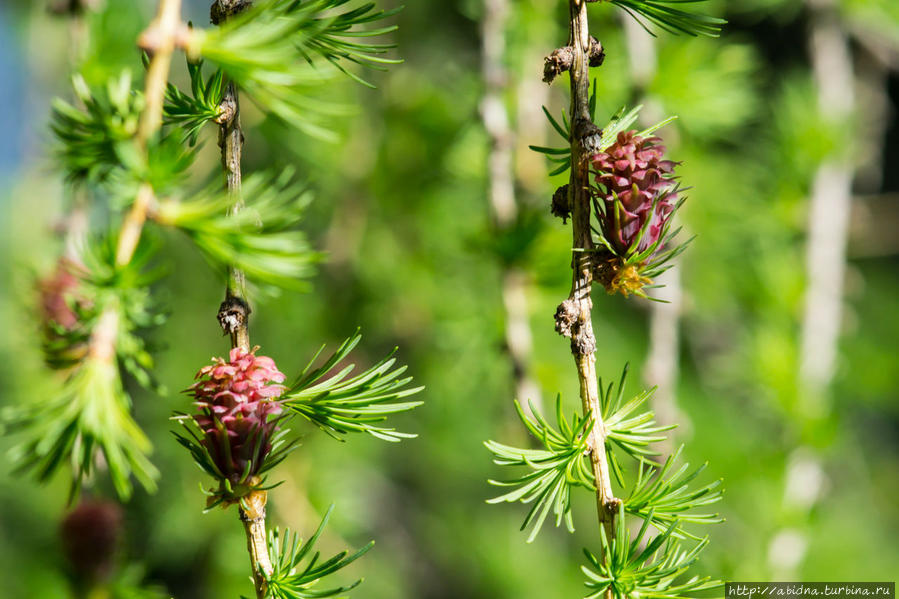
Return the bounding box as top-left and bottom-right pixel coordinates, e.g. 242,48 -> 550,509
621,15 -> 687,442
799,0 -> 855,398
481,0 -> 542,411
769,0 -> 855,578
511,1 -> 554,414
622,15 -> 656,97
515,0 -> 553,194
644,267 -> 686,435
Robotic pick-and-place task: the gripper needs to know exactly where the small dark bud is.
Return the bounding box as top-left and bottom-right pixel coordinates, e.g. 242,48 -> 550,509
551,184 -> 571,223
60,500 -> 122,585
554,299 -> 579,339
603,497 -> 622,517
588,36 -> 605,67
211,0 -> 252,25
48,0 -> 98,15
543,46 -> 574,84
218,296 -> 250,335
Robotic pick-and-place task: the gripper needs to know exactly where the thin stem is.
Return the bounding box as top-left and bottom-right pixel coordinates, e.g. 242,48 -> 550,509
222,78 -> 271,599
117,0 -> 182,267
136,0 -> 182,146
799,0 -> 855,395
88,0 -> 182,358
115,183 -> 154,267
241,482 -> 274,599
562,0 -> 618,544
217,80 -> 252,352
210,2 -> 272,595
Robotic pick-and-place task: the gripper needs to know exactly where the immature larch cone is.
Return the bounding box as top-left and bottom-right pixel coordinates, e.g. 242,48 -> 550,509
591,130 -> 678,257
60,500 -> 123,585
38,258 -> 92,368
190,346 -> 286,487
38,258 -> 88,332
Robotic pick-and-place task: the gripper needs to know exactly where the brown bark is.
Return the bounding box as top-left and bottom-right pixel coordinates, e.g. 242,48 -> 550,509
215,80 -> 252,352
210,4 -> 273,595
555,0 -> 619,545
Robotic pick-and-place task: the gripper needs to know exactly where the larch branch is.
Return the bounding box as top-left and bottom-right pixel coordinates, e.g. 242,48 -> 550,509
209,2 -> 274,595
558,0 -> 619,546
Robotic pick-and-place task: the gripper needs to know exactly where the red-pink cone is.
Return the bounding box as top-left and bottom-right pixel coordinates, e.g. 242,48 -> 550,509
189,346 -> 286,487
592,130 -> 678,257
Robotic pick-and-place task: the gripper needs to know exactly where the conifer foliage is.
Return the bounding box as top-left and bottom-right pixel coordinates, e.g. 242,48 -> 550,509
7,0 -> 421,597
486,1 -> 725,597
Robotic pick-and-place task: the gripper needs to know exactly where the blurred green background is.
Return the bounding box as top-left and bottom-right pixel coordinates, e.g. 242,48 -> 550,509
1,0 -> 898,597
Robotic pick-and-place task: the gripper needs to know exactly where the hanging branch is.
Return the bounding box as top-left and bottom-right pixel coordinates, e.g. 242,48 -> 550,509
86,0 -> 183,483
212,0 -> 252,349
555,0 -> 619,542
21,1 -> 418,593
163,1 -> 418,595
486,0 -> 726,595
83,0 -> 181,361
208,2 -> 274,595
6,0 -> 186,500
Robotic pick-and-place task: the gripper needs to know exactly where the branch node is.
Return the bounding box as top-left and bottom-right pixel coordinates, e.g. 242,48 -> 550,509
215,93 -> 238,125
139,20 -> 193,55
542,36 -> 604,84
574,117 -> 603,159
137,23 -> 164,54
572,325 -> 597,356
554,299 -> 579,339
603,497 -> 621,518
543,46 -> 574,84
555,296 -> 596,356
238,487 -> 267,521
218,296 -> 251,336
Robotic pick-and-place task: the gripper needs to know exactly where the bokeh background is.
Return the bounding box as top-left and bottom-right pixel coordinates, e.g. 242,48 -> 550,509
1,0 -> 898,597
